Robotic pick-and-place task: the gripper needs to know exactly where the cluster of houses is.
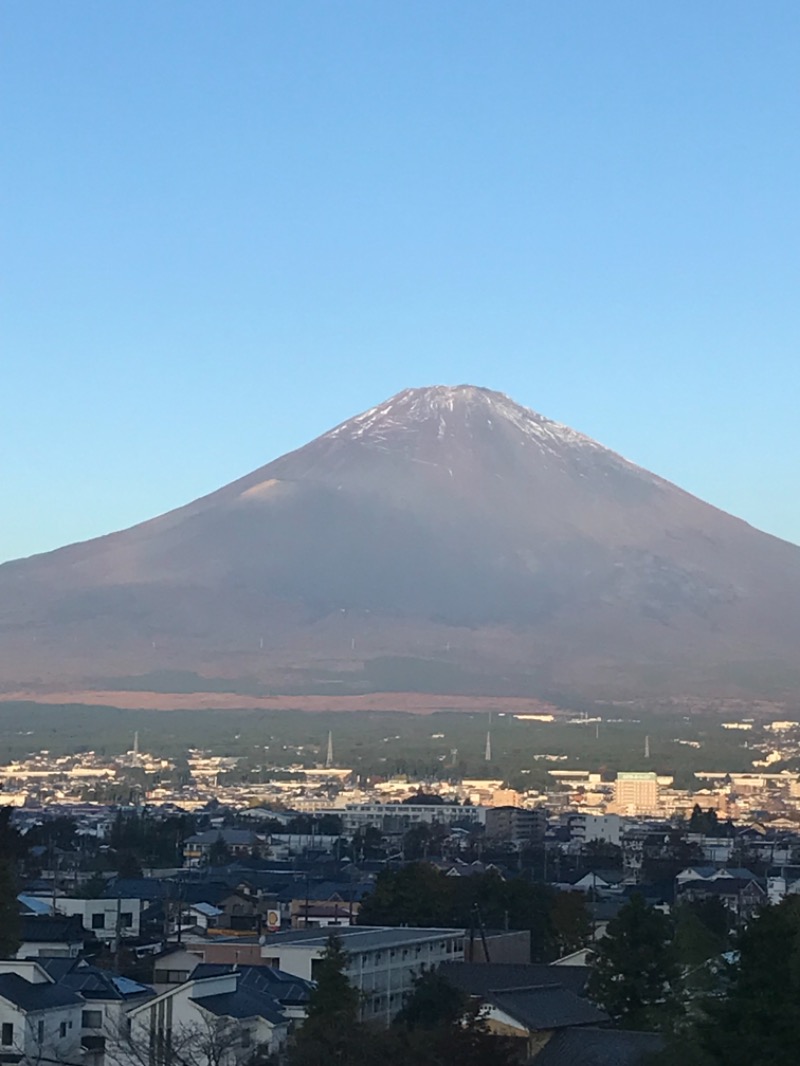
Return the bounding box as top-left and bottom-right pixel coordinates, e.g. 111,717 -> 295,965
4,797 -> 800,1065
1,911 -> 666,1066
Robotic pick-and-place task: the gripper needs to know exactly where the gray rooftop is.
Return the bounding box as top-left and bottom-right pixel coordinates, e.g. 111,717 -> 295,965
192,989 -> 286,1027
440,962 -> 590,998
488,985 -> 608,1031
264,926 -> 465,952
531,1027 -> 663,1065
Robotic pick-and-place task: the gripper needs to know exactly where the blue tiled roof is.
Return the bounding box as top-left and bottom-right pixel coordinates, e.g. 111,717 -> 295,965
192,989 -> 286,1027
0,974 -> 83,1012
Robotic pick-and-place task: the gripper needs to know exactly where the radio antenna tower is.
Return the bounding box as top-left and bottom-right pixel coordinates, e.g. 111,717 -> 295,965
484,713 -> 492,763
325,731 -> 334,768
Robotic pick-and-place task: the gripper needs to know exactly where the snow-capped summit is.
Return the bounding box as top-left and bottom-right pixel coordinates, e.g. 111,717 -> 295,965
325,384 -> 603,454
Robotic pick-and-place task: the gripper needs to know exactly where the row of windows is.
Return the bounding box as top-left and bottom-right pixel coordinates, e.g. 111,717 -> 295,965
356,940 -> 463,966
2,1019 -> 76,1047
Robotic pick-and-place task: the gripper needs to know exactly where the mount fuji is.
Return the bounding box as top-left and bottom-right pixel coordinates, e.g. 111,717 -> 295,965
2,385 -> 799,704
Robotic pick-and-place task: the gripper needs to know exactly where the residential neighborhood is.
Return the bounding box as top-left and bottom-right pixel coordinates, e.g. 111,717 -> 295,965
3,732 -> 800,1064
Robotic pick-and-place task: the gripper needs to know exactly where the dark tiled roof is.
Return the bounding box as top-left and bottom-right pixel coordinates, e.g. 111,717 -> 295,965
35,957 -> 82,981
192,989 -> 286,1026
103,878 -> 166,900
531,1027 -> 664,1065
487,985 -> 608,1031
36,958 -> 153,1001
192,964 -> 312,1006
440,962 -> 590,998
0,973 -> 83,1012
185,830 -> 261,846
20,914 -> 85,943
679,878 -> 766,897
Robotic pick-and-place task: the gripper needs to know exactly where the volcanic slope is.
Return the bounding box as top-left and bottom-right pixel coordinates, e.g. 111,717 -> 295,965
2,385 -> 799,701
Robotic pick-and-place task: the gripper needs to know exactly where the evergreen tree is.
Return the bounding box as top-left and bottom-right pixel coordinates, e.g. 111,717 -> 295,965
392,967 -> 519,1066
288,934 -> 365,1066
393,965 -> 466,1030
0,859 -> 21,958
207,835 -> 231,867
549,889 -> 592,956
695,896 -> 800,1066
588,893 -> 681,1030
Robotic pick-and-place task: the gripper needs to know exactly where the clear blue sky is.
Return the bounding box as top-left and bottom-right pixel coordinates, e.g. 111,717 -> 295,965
3,1 -> 799,563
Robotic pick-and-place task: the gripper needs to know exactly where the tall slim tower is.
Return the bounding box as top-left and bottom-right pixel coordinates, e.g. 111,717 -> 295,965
484,713 -> 492,763
644,735 -> 650,760
325,731 -> 334,768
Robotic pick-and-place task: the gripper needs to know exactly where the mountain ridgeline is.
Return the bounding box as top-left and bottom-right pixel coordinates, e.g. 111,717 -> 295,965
2,386 -> 799,703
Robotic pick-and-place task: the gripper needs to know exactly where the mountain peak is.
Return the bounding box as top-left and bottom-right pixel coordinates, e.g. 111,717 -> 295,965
323,383 -> 604,456
2,383 -> 799,704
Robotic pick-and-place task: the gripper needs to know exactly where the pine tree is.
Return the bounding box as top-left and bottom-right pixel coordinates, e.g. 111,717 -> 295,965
393,966 -> 466,1030
393,967 -> 519,1066
696,896 -> 800,1066
288,934 -> 365,1066
0,859 -> 21,958
588,893 -> 681,1030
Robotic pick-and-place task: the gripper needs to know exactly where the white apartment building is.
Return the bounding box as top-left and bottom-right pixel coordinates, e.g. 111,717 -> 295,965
568,813 -> 621,846
325,803 -> 485,833
261,926 -> 465,1024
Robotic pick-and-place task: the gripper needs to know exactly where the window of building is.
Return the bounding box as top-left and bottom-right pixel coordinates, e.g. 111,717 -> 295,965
82,1010 -> 103,1030
91,912 -> 106,929
60,1022 -> 68,1039
153,969 -> 190,984
2,1023 -> 13,1046
120,912 -> 133,928
37,1021 -> 44,1044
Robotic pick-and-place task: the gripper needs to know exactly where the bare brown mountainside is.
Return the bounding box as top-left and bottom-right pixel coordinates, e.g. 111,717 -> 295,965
2,385 -> 799,703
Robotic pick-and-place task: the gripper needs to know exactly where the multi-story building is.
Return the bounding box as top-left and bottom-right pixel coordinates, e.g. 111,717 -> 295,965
485,806 -> 546,846
261,926 -> 465,1024
614,773 -> 659,816
323,804 -> 485,834
567,813 -> 621,847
